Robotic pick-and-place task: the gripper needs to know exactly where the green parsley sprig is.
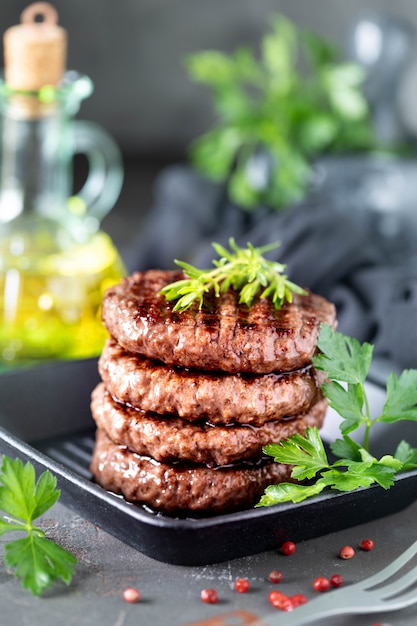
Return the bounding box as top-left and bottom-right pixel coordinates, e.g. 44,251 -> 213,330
160,238 -> 307,312
257,323 -> 417,506
0,455 -> 77,595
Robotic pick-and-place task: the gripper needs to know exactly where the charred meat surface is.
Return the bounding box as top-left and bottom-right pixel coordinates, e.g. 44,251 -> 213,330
101,269 -> 337,374
91,382 -> 327,466
91,267 -> 337,516
99,338 -> 326,425
90,428 -> 294,514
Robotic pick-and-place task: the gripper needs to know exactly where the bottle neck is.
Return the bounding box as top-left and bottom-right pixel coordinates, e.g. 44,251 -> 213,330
0,95 -> 72,225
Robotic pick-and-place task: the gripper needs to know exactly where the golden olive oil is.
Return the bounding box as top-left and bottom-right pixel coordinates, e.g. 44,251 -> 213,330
0,231 -> 125,366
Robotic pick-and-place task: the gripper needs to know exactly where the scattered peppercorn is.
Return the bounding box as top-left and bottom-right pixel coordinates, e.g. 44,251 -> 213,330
360,538 -> 375,551
123,587 -> 141,603
312,576 -> 330,592
291,593 -> 308,607
268,570 -> 283,584
201,588 -> 219,604
268,590 -> 293,611
268,590 -> 286,607
281,541 -> 296,556
339,545 -> 355,560
330,574 -> 343,588
234,578 -> 250,593
279,597 -> 294,612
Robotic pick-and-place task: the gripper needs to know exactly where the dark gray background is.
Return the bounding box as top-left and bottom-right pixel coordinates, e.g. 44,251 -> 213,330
2,0 -> 417,158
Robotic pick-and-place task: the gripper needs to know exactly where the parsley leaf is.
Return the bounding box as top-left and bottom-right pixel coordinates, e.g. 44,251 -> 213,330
394,440 -> 417,470
379,370 -> 417,423
313,324 -> 374,441
330,436 -> 362,461
0,456 -> 77,596
321,380 -> 366,435
313,323 -> 373,384
257,442 -> 399,505
258,481 -> 326,505
258,323 -> 417,507
263,427 -> 329,480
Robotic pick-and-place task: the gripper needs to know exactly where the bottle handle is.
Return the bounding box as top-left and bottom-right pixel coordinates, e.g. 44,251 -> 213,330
71,120 -> 124,232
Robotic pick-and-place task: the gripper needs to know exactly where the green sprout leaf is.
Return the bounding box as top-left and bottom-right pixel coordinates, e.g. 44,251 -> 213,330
160,238 -> 307,312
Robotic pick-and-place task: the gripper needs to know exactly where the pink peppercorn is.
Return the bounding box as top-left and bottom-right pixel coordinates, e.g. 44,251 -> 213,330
279,597 -> 294,612
123,587 -> 140,603
339,545 -> 355,560
268,570 -> 283,584
291,593 -> 308,607
268,590 -> 293,611
313,576 -> 330,592
360,538 -> 375,551
281,541 -> 296,556
201,588 -> 218,604
330,574 -> 343,588
268,590 -> 286,607
234,577 -> 250,593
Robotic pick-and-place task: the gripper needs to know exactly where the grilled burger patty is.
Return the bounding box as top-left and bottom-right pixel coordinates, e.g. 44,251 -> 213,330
91,382 -> 327,466
90,428 -> 294,514
101,269 -> 337,374
99,338 -> 326,425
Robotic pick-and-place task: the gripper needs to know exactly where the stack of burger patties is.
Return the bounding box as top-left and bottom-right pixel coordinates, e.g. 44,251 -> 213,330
90,269 -> 337,515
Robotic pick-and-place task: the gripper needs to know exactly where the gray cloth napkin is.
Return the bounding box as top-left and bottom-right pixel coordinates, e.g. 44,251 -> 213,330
127,164 -> 417,369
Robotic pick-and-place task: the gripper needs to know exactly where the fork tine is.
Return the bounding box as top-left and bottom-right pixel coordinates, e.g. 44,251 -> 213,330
381,585 -> 417,611
361,539 -> 417,589
375,562 -> 417,601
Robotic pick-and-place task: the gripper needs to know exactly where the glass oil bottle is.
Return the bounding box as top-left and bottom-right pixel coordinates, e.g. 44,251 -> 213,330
0,2 -> 126,367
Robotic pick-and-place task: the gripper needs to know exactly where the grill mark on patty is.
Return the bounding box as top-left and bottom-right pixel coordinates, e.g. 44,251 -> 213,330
102,269 -> 337,374
93,269 -> 337,515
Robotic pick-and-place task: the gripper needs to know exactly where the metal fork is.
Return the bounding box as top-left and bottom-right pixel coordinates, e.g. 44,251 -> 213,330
255,539 -> 417,626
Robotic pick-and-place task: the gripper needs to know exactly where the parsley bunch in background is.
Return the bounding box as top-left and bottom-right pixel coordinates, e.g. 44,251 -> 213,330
258,324 -> 417,507
185,13 -> 378,210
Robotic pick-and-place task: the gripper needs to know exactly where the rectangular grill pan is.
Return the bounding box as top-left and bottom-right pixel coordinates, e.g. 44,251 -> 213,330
0,357 -> 416,566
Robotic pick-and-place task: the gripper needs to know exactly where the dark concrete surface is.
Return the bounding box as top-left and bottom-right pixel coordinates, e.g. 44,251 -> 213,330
1,496 -> 417,626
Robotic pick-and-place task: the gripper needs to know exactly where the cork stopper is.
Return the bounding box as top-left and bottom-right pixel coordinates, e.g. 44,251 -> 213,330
3,2 -> 67,91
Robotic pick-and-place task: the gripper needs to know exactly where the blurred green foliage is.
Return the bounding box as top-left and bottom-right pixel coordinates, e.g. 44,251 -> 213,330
185,14 -> 378,211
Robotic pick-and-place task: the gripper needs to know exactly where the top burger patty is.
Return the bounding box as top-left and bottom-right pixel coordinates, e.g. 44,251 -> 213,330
102,269 -> 337,374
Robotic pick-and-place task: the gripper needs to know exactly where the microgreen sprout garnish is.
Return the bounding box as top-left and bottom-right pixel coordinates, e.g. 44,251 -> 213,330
257,323 -> 417,506
0,455 -> 77,596
160,238 -> 307,312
